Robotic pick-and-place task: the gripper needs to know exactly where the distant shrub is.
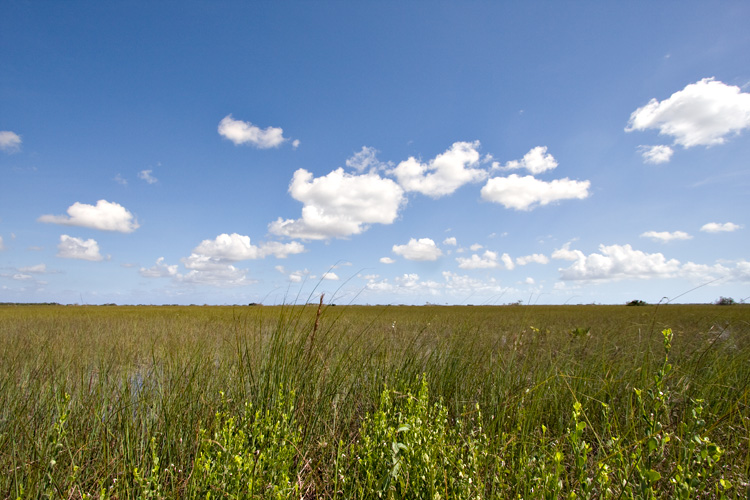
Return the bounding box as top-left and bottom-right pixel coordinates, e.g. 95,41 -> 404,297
715,296 -> 736,306
626,299 -> 648,306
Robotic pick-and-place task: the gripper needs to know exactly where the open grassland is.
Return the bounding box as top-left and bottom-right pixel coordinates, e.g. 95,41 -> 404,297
1,303 -> 749,498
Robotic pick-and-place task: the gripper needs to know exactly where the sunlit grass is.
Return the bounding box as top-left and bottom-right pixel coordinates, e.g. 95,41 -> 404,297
0,303 -> 748,497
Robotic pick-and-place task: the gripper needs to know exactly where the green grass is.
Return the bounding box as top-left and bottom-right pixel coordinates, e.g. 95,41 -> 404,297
0,303 -> 748,498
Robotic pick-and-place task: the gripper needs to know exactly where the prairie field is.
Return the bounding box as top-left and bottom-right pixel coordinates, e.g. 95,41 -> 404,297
1,303 -> 748,498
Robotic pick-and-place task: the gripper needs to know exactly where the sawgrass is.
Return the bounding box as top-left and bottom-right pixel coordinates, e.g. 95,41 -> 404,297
0,303 -> 748,497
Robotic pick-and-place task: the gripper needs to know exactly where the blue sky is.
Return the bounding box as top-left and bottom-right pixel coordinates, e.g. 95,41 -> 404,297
1,1 -> 749,305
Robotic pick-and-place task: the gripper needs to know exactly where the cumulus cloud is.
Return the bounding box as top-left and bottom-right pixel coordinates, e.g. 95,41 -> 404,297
57,235 -> 104,261
322,272 -> 339,281
481,174 -> 590,210
516,253 -> 550,266
39,200 -> 140,233
0,236 -> 4,251
501,253 -> 515,270
0,131 -> 22,153
469,243 -> 483,251
443,237 -> 457,246
218,114 -> 289,148
553,243 -> 681,281
700,222 -> 742,233
380,257 -> 395,264
501,146 -> 558,174
389,141 -> 487,198
639,145 -> 674,164
192,233 -> 304,261
138,169 -> 158,184
346,146 -> 390,173
456,250 -> 501,269
139,257 -> 179,278
640,230 -> 692,243
392,238 -> 443,261
626,78 -> 750,148
269,168 -> 405,240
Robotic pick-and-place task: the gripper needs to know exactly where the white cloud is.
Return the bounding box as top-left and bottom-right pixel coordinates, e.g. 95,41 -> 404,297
269,168 -> 405,240
288,269 -> 310,283
39,200 -> 140,233
179,253 -> 254,287
114,174 -> 127,186
379,257 -> 395,264
469,243 -> 483,251
181,265 -> 253,287
553,243 -> 681,281
218,114 -> 289,148
516,253 -> 550,266
481,174 -> 590,210
524,277 -> 535,285
19,263 -> 48,273
389,141 -> 487,198
292,139 -> 300,149
57,235 -> 104,261
0,131 -> 22,153
442,237 -> 457,246
0,236 -> 4,251
626,78 -> 750,148
501,253 -> 515,270
392,238 -> 442,261
639,145 -> 674,164
322,272 -> 339,281
140,257 -> 179,278
502,146 -> 558,174
441,271 -> 503,294
700,222 -> 742,233
640,230 -> 692,243
138,169 -> 158,184
456,250 -> 500,269
192,233 -> 304,261
346,146 -> 390,173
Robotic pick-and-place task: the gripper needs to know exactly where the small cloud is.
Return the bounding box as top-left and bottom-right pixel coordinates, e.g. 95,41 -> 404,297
516,253 -> 549,266
469,243 -> 483,251
524,277 -> 535,285
114,174 -> 128,186
138,169 -> 158,184
57,235 -> 104,261
288,269 -> 310,283
140,257 -> 179,278
392,238 -> 443,261
626,78 -> 750,148
292,139 -> 300,149
481,174 -> 590,211
700,222 -> 742,233
346,146 -> 390,173
322,272 -> 339,281
501,146 -> 558,174
389,141 -> 487,198
443,237 -> 457,246
269,168 -> 405,240
39,200 -> 140,233
456,250 -> 500,269
639,145 -> 674,164
0,131 -> 22,153
380,257 -> 395,264
18,263 -> 49,273
218,114 -> 290,149
0,236 -> 4,251
640,230 -> 692,242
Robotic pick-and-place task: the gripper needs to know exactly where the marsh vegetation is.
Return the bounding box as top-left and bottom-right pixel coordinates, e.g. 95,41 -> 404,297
1,303 -> 748,498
